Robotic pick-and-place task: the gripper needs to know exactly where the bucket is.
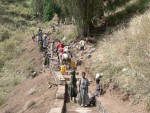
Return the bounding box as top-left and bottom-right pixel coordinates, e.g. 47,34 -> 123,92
60,65 -> 66,73
70,61 -> 75,68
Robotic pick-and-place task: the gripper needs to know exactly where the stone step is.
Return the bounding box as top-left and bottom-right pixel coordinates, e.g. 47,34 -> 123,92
56,85 -> 65,99
62,71 -> 79,75
55,71 -> 66,85
49,107 -> 63,113
63,75 -> 81,81
53,99 -> 64,107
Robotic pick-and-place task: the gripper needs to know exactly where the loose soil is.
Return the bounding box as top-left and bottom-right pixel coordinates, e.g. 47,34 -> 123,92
0,39 -> 57,113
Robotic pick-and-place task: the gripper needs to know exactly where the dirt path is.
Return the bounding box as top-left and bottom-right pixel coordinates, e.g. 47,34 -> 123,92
66,102 -> 99,113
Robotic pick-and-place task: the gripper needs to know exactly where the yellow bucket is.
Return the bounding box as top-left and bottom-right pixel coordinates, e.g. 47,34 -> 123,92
70,61 -> 75,68
60,65 -> 66,73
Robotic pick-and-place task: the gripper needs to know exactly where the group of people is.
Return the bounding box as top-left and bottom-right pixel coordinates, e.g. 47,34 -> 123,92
56,40 -> 73,68
32,27 -> 52,68
32,26 -> 102,107
69,69 -> 102,107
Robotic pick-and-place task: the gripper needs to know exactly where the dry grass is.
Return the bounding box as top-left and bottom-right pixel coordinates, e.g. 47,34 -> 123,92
90,10 -> 150,103
0,18 -> 57,106
52,25 -> 78,44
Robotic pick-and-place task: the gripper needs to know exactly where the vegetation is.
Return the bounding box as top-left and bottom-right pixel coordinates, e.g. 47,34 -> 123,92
0,0 -> 149,111
32,0 -> 61,21
89,9 -> 150,106
56,0 -> 131,37
0,0 -> 35,41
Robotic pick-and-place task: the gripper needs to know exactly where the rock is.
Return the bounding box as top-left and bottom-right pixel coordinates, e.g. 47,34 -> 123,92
88,48 -> 96,54
31,72 -> 38,78
86,54 -> 92,59
48,84 -> 52,89
122,92 -> 130,101
122,68 -> 128,72
85,38 -> 97,44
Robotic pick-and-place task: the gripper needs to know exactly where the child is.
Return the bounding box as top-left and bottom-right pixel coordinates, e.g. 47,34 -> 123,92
89,79 -> 102,106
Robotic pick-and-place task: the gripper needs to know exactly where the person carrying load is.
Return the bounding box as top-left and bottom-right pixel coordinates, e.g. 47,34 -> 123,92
89,78 -> 102,106
62,51 -> 69,65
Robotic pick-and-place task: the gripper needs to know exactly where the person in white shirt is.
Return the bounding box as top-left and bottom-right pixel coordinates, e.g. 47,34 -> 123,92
62,51 -> 69,65
79,40 -> 85,50
64,45 -> 69,53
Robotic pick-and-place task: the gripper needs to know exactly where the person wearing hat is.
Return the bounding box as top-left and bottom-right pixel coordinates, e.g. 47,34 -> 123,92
69,69 -> 77,102
95,73 -> 103,81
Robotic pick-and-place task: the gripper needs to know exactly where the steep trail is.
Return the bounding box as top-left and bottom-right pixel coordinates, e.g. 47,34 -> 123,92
50,52 -> 100,113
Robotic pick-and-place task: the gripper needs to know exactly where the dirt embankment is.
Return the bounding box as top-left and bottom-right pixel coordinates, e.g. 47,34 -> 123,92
0,38 -> 57,113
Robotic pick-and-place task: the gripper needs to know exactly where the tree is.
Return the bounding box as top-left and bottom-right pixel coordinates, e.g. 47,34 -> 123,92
32,0 -> 62,21
32,0 -> 43,19
43,0 -> 54,21
57,0 -> 129,37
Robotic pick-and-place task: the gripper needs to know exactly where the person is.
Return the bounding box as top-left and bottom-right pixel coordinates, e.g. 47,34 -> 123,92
39,39 -> 43,52
50,41 -> 54,58
79,72 -> 90,107
79,39 -> 85,50
56,41 -> 64,50
103,19 -> 108,32
95,73 -> 103,81
63,45 -> 69,53
43,53 -> 50,68
56,41 -> 64,59
62,51 -> 69,65
37,27 -> 43,45
69,69 -> 77,102
58,47 -> 64,64
43,33 -> 47,49
32,33 -> 36,42
89,79 -> 102,106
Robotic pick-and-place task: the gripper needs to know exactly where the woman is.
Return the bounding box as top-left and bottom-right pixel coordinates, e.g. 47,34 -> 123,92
43,53 -> 50,68
69,70 -> 77,102
79,72 -> 90,107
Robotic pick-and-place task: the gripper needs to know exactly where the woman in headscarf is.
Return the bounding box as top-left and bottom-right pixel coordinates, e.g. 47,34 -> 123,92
79,72 -> 90,107
69,69 -> 77,102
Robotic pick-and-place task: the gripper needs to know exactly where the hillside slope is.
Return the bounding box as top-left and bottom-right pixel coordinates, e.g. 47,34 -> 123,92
0,0 -> 35,41
87,9 -> 150,110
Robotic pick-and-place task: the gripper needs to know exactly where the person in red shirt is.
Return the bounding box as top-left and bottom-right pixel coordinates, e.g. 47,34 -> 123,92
57,41 -> 64,49
56,40 -> 64,59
